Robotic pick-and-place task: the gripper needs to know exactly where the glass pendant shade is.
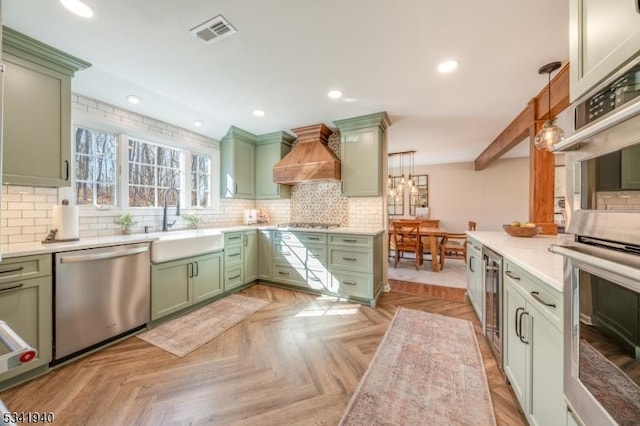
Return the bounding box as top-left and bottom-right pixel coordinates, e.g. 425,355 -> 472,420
534,119 -> 565,151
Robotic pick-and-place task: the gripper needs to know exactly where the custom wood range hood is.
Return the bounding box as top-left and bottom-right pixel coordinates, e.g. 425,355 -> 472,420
273,123 -> 341,184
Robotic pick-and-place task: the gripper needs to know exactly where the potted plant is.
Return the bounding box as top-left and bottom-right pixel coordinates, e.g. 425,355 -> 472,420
183,213 -> 201,229
114,213 -> 137,234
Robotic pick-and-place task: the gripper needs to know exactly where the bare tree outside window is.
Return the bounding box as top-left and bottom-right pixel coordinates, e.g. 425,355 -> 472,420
75,127 -> 117,206
191,153 -> 211,207
128,138 -> 183,207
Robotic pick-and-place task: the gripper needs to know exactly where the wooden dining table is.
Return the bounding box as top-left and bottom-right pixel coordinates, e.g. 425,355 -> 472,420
389,223 -> 448,272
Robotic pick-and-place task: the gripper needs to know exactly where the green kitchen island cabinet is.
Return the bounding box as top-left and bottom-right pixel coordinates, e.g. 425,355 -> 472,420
2,27 -> 90,187
220,126 -> 256,199
255,131 -> 295,199
151,251 -> 223,321
333,112 -> 390,197
503,260 -> 565,426
223,230 -> 257,291
258,229 -> 273,281
0,255 -> 52,389
466,235 -> 484,323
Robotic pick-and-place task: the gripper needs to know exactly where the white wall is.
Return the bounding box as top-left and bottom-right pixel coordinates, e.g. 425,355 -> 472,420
410,157 -> 529,232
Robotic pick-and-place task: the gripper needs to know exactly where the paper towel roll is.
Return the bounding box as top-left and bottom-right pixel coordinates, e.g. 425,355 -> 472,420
52,205 -> 79,240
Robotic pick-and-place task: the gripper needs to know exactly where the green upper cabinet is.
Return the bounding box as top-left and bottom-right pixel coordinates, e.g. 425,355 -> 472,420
220,126 -> 256,199
255,131 -> 295,199
570,0 -> 640,102
2,27 -> 90,187
333,112 -> 390,197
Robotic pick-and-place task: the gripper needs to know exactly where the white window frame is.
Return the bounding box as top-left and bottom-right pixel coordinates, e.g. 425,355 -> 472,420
73,125 -> 119,207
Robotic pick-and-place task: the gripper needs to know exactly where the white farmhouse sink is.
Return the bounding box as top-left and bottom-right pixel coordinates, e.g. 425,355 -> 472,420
151,229 -> 224,263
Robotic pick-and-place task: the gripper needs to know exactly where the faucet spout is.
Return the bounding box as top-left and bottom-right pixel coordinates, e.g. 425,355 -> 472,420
162,188 -> 181,232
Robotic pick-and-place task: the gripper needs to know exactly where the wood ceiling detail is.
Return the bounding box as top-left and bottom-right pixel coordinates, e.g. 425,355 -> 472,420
474,64 -> 570,171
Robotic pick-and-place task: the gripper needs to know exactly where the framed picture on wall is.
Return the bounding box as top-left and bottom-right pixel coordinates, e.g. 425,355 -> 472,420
410,174 -> 428,216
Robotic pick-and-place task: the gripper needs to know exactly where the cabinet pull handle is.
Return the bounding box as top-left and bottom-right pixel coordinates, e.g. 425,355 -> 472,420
281,235 -> 291,239
228,236 -> 241,240
307,237 -> 321,241
518,310 -> 529,345
0,267 -> 24,275
281,251 -> 291,256
505,270 -> 520,281
309,276 -> 321,282
343,239 -> 357,243
530,291 -> 556,308
469,256 -> 474,272
188,263 -> 193,278
194,261 -> 199,277
228,253 -> 240,257
309,254 -> 319,258
342,257 -> 357,261
515,307 -> 524,339
278,271 -> 290,276
244,234 -> 248,246
0,283 -> 24,293
234,183 -> 238,194
277,185 -> 280,196
343,280 -> 357,285
65,160 -> 70,181
229,274 -> 241,280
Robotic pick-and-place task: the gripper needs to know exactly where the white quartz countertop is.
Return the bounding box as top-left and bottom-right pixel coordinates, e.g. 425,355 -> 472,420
1,225 -> 385,258
467,231 -> 565,292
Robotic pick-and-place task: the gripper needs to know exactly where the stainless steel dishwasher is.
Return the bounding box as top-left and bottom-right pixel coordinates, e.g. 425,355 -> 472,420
54,242 -> 150,362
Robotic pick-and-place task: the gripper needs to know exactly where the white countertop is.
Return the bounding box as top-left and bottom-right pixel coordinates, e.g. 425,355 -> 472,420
1,225 -> 385,258
467,231 -> 565,292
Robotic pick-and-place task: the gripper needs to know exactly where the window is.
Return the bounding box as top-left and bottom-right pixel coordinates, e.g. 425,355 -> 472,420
128,138 -> 183,207
74,127 -> 117,206
191,153 -> 211,207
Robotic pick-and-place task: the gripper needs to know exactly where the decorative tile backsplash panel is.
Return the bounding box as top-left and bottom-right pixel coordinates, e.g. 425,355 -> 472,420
291,182 -> 348,225
596,191 -> 640,210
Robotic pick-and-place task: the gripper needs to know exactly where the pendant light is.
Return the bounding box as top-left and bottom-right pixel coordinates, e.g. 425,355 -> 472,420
534,61 -> 565,151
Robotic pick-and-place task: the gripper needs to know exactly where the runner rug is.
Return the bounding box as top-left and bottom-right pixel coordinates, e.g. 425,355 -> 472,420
339,307 -> 496,425
137,294 -> 269,357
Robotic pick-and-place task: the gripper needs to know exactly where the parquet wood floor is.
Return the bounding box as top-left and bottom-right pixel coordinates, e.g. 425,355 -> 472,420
0,284 -> 526,425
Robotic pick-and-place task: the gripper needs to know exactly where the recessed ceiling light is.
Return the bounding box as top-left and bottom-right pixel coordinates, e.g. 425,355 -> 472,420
253,110 -> 265,117
328,90 -> 343,99
437,59 -> 458,73
194,120 -> 204,127
126,95 -> 140,105
60,0 -> 94,18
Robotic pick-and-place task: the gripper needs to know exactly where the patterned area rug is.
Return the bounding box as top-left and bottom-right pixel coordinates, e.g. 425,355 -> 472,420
579,339 -> 640,425
137,294 -> 269,357
339,307 -> 496,426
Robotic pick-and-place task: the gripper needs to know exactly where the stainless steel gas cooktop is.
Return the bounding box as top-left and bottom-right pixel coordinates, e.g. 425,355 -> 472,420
277,222 -> 340,229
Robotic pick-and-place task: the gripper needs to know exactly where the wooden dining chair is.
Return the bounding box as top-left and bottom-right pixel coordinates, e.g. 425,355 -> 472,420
439,233 -> 467,270
392,220 -> 423,270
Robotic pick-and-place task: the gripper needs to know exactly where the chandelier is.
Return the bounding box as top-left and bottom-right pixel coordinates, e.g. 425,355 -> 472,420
387,151 -> 418,198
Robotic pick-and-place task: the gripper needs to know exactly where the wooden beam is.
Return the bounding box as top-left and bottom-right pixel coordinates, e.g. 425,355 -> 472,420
474,64 -> 570,171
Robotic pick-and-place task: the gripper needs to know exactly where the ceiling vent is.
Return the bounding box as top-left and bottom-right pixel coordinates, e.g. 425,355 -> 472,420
190,15 -> 237,44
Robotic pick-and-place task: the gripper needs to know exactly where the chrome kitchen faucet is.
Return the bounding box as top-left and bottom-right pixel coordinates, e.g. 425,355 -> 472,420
162,188 -> 181,231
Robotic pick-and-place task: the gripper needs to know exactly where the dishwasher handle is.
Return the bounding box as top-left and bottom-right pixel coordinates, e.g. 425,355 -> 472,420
59,245 -> 149,264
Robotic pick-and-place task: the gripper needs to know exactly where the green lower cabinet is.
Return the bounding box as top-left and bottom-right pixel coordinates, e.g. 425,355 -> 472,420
0,275 -> 52,385
151,251 -> 223,321
258,230 -> 272,280
243,230 -> 257,284
193,252 -> 224,303
504,277 -> 565,426
223,230 -> 257,291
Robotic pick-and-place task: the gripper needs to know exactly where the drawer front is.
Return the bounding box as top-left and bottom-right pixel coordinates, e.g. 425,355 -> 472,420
224,266 -> 244,291
504,260 -> 563,329
330,270 -> 373,299
0,254 -> 52,284
329,234 -> 372,248
306,246 -> 328,269
307,269 -> 329,290
274,231 -> 327,246
329,248 -> 372,273
272,264 -> 307,287
224,232 -> 243,245
224,245 -> 243,266
273,242 -> 306,267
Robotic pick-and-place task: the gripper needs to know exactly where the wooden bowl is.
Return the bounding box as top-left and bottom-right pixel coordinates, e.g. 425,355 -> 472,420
503,224 -> 542,238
